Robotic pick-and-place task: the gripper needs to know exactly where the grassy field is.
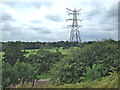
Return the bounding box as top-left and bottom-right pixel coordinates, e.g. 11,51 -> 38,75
25,49 -> 39,57
46,47 -> 70,55
0,47 -> 71,59
25,47 -> 71,57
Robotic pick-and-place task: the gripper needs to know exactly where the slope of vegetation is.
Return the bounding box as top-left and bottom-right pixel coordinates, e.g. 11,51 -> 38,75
51,72 -> 119,88
49,40 -> 119,85
8,72 -> 119,88
1,39 -> 119,88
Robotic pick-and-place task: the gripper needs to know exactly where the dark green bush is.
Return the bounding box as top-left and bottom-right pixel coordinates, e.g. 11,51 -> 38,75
2,61 -> 38,88
49,40 -> 118,85
28,49 -> 63,74
2,62 -> 18,87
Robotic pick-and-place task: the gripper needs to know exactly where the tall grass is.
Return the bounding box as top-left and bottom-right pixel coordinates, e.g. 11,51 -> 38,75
9,72 -> 119,88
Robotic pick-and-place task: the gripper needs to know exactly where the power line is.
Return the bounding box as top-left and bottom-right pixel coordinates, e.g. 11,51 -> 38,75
66,8 -> 83,44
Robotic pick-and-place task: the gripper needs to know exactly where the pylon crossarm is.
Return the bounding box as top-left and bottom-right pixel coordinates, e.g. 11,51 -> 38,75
66,8 -> 73,11
66,19 -> 73,21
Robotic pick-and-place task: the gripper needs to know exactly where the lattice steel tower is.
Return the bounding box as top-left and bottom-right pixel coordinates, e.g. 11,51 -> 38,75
66,8 -> 82,43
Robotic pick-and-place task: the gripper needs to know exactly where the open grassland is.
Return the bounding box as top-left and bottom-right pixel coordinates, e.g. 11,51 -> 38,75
25,49 -> 39,57
1,47 -> 70,58
46,47 -> 70,55
25,47 -> 78,56
24,47 -> 71,57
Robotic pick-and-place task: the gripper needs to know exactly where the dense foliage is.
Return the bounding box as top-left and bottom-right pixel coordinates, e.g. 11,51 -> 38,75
3,42 -> 26,66
2,62 -> 37,87
2,41 -> 73,50
27,49 -> 63,74
1,39 -> 119,88
2,41 -> 64,87
49,40 -> 119,84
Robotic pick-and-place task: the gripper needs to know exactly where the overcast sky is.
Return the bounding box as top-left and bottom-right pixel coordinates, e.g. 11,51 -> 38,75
0,0 -> 118,42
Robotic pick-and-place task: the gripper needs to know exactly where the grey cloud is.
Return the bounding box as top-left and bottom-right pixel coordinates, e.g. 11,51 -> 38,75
1,2 -> 53,9
103,3 -> 117,23
62,25 -> 67,29
2,2 -> 42,8
2,24 -> 23,41
31,27 -> 41,30
1,11 -> 15,22
3,30 -> 26,41
118,3 -> 120,39
31,20 -> 42,23
106,4 -> 118,18
99,22 -> 117,32
81,2 -> 101,7
1,2 -> 118,42
45,15 -> 63,22
102,27 -> 117,31
2,23 -> 12,31
81,28 -> 116,41
42,2 -> 53,8
40,28 -> 52,34
86,9 -> 101,20
1,2 -> 16,7
10,29 -> 25,36
118,3 -> 120,22
98,3 -> 117,33
32,3 -> 42,8
2,26 -> 52,42
83,2 -> 102,20
2,22 -> 20,31
30,27 -> 52,34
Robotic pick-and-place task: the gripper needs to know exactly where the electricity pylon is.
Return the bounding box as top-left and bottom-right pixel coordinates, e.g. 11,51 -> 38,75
66,8 -> 82,44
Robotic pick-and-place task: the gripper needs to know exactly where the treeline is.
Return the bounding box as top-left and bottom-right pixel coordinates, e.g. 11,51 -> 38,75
2,41 -> 73,50
2,39 -> 117,50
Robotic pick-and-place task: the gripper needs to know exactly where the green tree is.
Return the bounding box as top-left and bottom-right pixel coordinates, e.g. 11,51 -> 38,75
3,42 -> 26,66
49,40 -> 118,84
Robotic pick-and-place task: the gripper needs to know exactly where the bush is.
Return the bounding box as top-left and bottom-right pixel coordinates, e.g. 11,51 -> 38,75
2,62 -> 18,87
49,40 -> 118,85
2,61 -> 38,88
28,49 -> 63,74
81,64 -> 102,81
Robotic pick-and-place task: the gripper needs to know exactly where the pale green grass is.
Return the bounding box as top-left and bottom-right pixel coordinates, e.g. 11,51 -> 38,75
0,52 -> 5,59
24,47 -> 78,57
25,49 -> 39,52
25,49 -> 38,57
46,47 -> 70,55
46,48 -> 57,52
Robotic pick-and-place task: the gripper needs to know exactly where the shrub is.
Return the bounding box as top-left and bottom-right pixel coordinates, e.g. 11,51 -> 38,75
2,61 -> 38,88
49,40 -> 118,85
